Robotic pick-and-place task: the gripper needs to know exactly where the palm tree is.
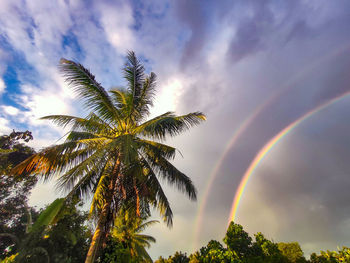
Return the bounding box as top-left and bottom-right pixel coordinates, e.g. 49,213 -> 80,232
110,208 -> 158,262
12,51 -> 205,263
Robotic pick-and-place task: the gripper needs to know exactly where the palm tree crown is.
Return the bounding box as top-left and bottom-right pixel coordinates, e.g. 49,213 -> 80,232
12,51 -> 205,262
111,208 -> 158,262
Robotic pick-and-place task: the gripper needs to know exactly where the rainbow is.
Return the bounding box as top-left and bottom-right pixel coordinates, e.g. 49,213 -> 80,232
192,98 -> 273,251
192,43 -> 350,250
228,90 -> 350,223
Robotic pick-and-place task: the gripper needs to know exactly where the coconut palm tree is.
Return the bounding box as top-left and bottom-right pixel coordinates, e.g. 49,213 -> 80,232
109,208 -> 158,262
12,52 -> 205,263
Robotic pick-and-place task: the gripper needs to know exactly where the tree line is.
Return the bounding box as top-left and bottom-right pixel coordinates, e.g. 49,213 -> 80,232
155,222 -> 350,263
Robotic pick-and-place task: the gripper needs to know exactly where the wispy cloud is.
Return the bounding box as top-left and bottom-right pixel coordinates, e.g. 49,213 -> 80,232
1,105 -> 19,116
0,117 -> 11,134
0,78 -> 5,94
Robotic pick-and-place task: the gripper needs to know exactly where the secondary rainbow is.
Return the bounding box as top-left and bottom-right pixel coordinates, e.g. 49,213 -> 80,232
191,100 -> 268,251
228,90 -> 350,223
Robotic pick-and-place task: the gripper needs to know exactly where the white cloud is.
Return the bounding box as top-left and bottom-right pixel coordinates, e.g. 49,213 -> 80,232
151,77 -> 184,117
16,84 -> 73,126
97,1 -> 135,52
0,0 -> 76,135
1,105 -> 19,116
0,117 -> 11,135
29,181 -> 61,208
0,78 -> 5,94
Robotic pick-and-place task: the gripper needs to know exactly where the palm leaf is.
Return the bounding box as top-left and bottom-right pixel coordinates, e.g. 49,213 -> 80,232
136,111 -> 206,140
136,220 -> 159,233
145,152 -> 197,200
142,162 -> 173,226
41,114 -> 113,133
30,198 -> 65,232
137,139 -> 176,160
123,51 -> 145,99
59,58 -> 122,125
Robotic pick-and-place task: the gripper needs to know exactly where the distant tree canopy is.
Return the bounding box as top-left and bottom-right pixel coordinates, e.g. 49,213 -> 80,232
155,251 -> 190,263
278,242 -> 305,263
159,222 -> 310,263
7,200 -> 91,263
0,131 -> 91,262
309,247 -> 350,263
21,201 -> 91,263
0,130 -> 37,259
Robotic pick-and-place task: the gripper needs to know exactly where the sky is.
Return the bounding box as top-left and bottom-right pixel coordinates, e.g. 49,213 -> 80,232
1,0 -> 350,259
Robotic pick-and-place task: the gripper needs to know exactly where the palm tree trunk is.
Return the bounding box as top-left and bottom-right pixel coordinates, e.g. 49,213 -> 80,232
85,156 -> 120,263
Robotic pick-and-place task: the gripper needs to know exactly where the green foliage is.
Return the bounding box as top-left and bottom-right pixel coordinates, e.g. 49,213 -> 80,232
154,256 -> 168,263
195,240 -> 236,263
100,208 -> 157,262
0,131 -> 37,259
0,253 -> 18,263
14,201 -> 91,263
38,202 -> 91,263
223,222 -> 252,258
0,130 -> 33,152
29,198 -> 65,233
309,247 -> 350,263
155,251 -> 190,263
278,242 -> 307,263
163,222 -> 313,263
252,232 -> 288,262
99,240 -> 133,263
167,251 -> 190,263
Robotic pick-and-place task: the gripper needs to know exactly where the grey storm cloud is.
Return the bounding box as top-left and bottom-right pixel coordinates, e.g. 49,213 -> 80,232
174,0 -> 209,69
167,0 -> 350,255
227,1 -> 275,63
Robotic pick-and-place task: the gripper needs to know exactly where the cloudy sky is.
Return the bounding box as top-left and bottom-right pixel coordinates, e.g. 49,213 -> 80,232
1,0 -> 350,259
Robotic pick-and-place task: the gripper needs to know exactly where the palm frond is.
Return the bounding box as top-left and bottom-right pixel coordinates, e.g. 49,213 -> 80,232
30,198 -> 65,232
137,139 -> 176,160
110,89 -> 130,117
134,243 -> 153,262
41,113 -> 113,133
65,131 -> 103,141
59,58 -> 122,125
11,140 -> 98,181
123,51 -> 145,98
136,220 -> 159,233
143,163 -> 173,226
136,111 -> 206,140
131,72 -> 157,121
134,235 -> 155,248
145,152 -> 197,201
56,147 -> 109,191
89,173 -> 109,216
65,156 -> 110,202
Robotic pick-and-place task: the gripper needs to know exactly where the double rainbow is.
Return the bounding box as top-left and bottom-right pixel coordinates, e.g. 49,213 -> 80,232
192,43 -> 350,250
228,90 -> 350,223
